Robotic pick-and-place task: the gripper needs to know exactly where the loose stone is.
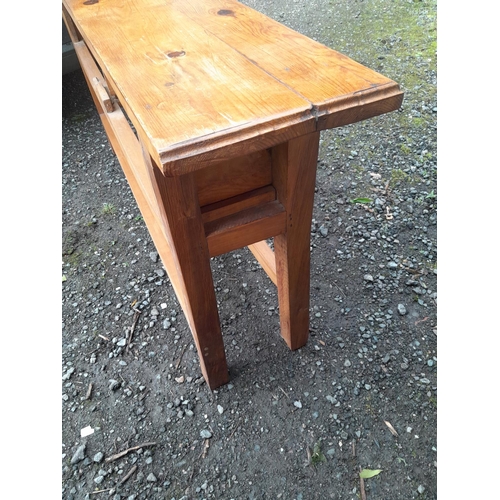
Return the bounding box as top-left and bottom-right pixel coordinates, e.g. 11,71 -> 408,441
200,430 -> 212,439
93,452 -> 104,463
62,367 -> 75,381
397,304 -> 407,315
70,443 -> 86,464
109,380 -> 120,391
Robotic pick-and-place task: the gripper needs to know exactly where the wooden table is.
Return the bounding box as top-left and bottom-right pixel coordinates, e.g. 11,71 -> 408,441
63,0 -> 403,389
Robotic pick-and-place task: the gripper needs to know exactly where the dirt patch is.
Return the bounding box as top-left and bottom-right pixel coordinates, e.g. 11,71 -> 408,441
62,1 -> 437,499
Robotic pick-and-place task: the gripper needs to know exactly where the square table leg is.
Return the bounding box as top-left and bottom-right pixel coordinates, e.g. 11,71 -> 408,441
143,149 -> 230,390
272,132 -> 320,350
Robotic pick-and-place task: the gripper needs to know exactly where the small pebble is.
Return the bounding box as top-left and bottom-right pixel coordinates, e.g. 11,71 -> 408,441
146,473 -> 157,482
109,380 -> 120,391
93,452 -> 104,463
294,401 -> 302,408
62,367 -> 75,381
70,444 -> 86,465
398,304 -> 407,315
200,430 -> 212,439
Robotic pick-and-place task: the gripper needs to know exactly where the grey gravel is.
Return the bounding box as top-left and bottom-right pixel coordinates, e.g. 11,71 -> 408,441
70,443 -> 86,465
62,0 -> 437,498
398,304 -> 408,315
62,367 -> 75,381
109,379 -> 120,391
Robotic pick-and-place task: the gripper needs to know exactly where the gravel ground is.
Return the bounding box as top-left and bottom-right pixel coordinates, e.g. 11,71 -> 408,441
61,1 -> 437,499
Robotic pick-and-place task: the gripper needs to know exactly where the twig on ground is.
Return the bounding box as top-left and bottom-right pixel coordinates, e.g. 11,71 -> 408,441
332,281 -> 347,298
105,442 -> 157,463
86,346 -> 101,356
85,382 -> 93,400
126,309 -> 141,352
118,465 -> 138,485
198,439 -> 210,459
384,420 -> 399,437
175,344 -> 188,369
279,386 -> 290,399
228,422 -> 240,440
188,466 -> 196,482
360,471 -> 367,500
414,316 -> 429,326
89,488 -> 113,495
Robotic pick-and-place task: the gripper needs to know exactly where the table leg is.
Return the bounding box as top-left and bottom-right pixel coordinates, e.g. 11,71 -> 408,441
272,132 -> 320,350
143,151 -> 229,389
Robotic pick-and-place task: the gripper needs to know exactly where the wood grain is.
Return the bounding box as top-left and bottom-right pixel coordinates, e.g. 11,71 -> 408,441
205,201 -> 286,257
195,149 -> 272,206
178,0 -> 403,123
144,158 -> 230,389
201,185 -> 276,224
63,0 -> 314,173
272,132 -> 320,350
248,240 -> 277,286
62,0 -> 402,174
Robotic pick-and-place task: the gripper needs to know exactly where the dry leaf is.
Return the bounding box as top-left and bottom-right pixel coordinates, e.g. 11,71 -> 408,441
384,420 -> 399,437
